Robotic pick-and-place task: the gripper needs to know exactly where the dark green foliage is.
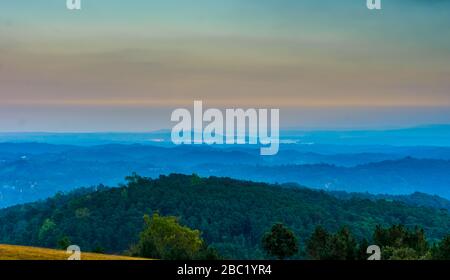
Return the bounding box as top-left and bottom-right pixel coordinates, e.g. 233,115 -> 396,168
328,227 -> 358,260
331,191 -> 450,212
306,226 -> 330,260
92,246 -> 106,254
431,236 -> 450,260
57,236 -> 71,250
306,226 -> 358,260
356,238 -> 370,260
373,225 -> 429,259
1,174 -> 450,259
305,225 -> 450,260
262,224 -> 298,260
194,245 -> 222,260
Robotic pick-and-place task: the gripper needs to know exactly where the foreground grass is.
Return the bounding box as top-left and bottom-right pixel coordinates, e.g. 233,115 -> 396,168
0,244 -> 149,260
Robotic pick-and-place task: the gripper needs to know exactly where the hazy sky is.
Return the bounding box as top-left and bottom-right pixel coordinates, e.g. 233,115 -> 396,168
1,0 -> 450,131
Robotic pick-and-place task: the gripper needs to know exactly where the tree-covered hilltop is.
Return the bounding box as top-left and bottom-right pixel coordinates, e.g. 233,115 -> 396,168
0,174 -> 449,259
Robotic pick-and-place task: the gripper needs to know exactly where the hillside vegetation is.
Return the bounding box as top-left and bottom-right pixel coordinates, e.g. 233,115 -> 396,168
1,174 -> 449,259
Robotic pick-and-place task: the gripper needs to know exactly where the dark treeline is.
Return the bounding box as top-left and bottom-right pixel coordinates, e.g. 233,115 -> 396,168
0,174 -> 449,259
305,224 -> 450,260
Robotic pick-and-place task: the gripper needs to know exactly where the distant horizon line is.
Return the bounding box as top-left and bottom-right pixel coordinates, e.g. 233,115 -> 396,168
0,123 -> 449,134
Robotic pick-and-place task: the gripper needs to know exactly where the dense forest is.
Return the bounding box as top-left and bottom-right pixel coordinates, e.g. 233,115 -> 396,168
0,174 -> 449,259
329,191 -> 450,211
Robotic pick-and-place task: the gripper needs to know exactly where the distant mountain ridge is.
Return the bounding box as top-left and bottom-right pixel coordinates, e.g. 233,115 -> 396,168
197,157 -> 450,198
1,143 -> 450,207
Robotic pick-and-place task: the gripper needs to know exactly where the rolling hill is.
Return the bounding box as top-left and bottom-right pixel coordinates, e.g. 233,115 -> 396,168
1,174 -> 449,259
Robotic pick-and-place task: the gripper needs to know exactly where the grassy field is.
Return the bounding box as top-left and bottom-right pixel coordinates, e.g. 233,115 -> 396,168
0,244 -> 149,260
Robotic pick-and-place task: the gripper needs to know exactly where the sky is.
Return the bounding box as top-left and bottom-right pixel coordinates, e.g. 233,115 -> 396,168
1,0 -> 450,131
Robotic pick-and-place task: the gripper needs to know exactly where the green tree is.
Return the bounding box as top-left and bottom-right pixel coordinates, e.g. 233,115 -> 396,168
131,213 -> 209,260
92,246 -> 106,254
374,225 -> 430,260
387,247 -> 420,260
38,219 -> 56,240
306,226 -> 330,260
262,223 -> 298,260
328,227 -> 358,260
307,226 -> 358,260
356,238 -> 370,260
38,218 -> 58,247
191,173 -> 202,185
432,235 -> 450,260
408,227 -> 429,256
195,244 -> 222,260
57,236 -> 71,250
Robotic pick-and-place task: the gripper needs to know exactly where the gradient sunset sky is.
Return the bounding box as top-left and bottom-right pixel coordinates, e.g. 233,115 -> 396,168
1,0 -> 450,131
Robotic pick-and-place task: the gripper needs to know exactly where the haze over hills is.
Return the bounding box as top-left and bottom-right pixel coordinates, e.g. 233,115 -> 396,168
2,124 -> 450,146
1,124 -> 450,208
195,157 -> 450,197
0,143 -> 450,207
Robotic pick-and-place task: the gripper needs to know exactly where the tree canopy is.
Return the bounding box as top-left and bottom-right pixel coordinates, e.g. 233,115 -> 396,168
1,173 -> 450,259
262,223 -> 298,260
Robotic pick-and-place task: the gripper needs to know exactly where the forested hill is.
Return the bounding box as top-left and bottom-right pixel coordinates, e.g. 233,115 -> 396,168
329,191 -> 450,211
0,174 -> 449,259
